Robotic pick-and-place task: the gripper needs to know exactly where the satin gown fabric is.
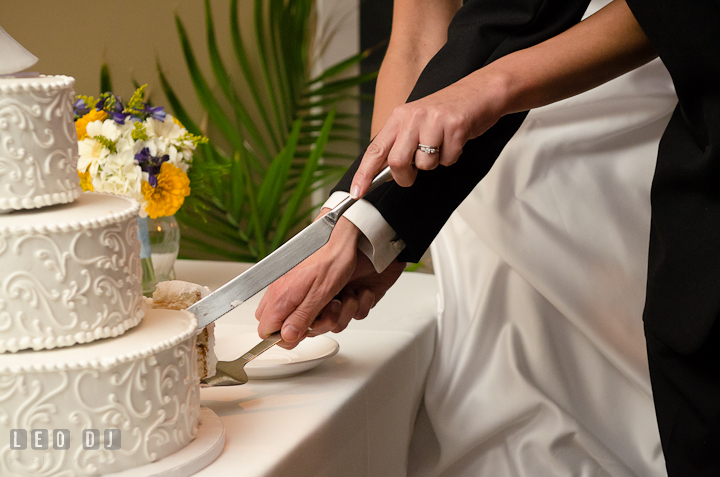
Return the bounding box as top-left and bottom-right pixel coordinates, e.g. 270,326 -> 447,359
406,30 -> 677,477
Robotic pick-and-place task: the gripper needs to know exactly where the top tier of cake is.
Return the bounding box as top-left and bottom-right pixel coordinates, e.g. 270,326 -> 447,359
0,75 -> 81,212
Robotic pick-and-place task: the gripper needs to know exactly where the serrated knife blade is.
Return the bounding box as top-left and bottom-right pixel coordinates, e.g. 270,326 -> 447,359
189,166 -> 393,330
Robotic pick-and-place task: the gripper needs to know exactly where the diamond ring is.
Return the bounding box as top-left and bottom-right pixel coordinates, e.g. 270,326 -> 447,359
417,144 -> 441,154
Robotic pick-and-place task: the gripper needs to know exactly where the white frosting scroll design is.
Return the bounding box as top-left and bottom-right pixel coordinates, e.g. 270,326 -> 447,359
0,199 -> 144,353
0,314 -> 200,476
0,75 -> 80,211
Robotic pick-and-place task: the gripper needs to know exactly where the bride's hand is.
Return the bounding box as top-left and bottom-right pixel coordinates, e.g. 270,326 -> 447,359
349,74 -> 506,198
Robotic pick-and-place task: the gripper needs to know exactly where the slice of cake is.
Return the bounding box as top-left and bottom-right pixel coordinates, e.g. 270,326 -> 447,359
152,280 -> 218,381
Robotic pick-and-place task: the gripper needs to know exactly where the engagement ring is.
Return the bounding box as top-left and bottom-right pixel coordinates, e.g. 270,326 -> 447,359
417,144 -> 441,154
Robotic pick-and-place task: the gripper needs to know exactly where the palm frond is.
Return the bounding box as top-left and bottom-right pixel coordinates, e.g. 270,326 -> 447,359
160,0 -> 377,262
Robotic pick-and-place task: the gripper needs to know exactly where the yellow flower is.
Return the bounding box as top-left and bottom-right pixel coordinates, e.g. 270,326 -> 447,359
171,115 -> 184,128
78,169 -> 94,192
141,162 -> 190,218
75,110 -> 108,140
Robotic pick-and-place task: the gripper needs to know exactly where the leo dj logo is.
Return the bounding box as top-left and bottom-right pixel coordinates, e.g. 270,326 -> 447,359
9,429 -> 121,450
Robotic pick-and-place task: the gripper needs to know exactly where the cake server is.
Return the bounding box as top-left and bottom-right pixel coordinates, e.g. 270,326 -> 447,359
188,166 -> 394,330
202,332 -> 283,386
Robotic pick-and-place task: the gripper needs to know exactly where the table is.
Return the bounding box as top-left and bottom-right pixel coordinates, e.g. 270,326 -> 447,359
173,260 -> 439,477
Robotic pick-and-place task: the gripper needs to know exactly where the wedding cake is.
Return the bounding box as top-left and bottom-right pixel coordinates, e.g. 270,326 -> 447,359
0,75 -> 203,476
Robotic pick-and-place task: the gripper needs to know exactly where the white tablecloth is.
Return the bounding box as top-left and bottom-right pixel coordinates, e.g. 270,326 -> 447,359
173,260 -> 439,477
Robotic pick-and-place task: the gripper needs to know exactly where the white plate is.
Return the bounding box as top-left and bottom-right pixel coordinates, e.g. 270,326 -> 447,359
214,331 -> 340,379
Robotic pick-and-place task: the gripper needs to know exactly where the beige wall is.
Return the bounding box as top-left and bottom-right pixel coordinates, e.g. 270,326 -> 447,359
0,0 -> 358,125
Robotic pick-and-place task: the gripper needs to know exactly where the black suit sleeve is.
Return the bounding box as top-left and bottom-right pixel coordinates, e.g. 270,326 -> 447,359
332,0 -> 590,262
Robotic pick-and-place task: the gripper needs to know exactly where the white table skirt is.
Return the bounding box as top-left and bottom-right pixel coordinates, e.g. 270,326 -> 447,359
173,260 -> 438,477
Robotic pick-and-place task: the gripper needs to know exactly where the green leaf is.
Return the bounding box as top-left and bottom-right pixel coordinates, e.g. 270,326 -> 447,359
230,0 -> 281,151
176,15 -> 273,163
206,0 -> 274,164
230,151 -> 246,222
303,71 -> 378,98
179,234 -> 253,261
296,133 -> 358,145
204,0 -> 232,101
177,205 -> 244,243
296,94 -> 374,110
156,61 -> 202,135
163,0 -> 382,262
269,0 -> 292,127
307,44 -> 383,85
272,108 -> 336,250
237,144 -> 267,258
404,262 -> 425,272
257,119 -> 302,234
253,0 -> 285,137
300,122 -> 358,133
293,150 -> 357,160
297,111 -> 357,121
100,63 -> 113,93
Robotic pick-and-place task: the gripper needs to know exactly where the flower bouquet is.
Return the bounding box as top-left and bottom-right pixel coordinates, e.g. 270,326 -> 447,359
74,85 -> 207,293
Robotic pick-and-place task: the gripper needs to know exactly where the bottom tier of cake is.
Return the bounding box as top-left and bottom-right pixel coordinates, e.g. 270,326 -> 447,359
0,308 -> 201,476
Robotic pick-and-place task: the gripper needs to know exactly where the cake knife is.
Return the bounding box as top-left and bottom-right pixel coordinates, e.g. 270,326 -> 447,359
188,166 -> 394,330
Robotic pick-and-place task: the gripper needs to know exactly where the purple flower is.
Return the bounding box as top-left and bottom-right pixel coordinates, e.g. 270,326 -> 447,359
73,98 -> 91,119
109,111 -> 130,124
128,104 -> 166,122
135,147 -> 169,187
96,93 -> 126,123
145,105 -> 167,122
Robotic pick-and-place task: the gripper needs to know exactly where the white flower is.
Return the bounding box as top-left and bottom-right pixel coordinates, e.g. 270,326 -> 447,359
91,148 -> 143,202
78,119 -> 127,174
77,136 -> 108,175
146,116 -> 184,141
86,119 -> 123,142
134,136 -> 165,157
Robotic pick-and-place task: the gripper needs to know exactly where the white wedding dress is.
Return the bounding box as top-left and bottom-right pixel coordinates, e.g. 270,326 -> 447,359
406,2 -> 678,475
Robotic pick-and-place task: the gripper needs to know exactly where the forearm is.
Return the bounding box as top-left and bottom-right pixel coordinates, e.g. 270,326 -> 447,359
371,0 -> 461,136
467,0 -> 656,126
335,0 -> 594,262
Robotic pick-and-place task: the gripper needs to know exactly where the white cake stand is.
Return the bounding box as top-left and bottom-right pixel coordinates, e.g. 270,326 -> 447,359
107,407 -> 224,477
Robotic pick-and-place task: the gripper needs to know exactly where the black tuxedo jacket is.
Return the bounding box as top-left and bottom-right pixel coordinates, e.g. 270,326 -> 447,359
332,0 -> 591,262
625,3 -> 720,471
625,0 -> 720,354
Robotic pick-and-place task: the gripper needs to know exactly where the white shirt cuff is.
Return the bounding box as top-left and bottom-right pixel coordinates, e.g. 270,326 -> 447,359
323,192 -> 406,273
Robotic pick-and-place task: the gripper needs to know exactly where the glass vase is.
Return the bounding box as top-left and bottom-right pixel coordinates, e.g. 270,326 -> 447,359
136,215 -> 157,296
147,215 -> 180,283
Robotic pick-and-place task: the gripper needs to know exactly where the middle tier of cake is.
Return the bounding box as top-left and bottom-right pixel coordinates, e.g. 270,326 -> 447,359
0,193 -> 144,353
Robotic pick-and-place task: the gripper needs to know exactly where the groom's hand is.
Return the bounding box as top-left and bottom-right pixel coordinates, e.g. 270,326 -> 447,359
255,214 -> 405,349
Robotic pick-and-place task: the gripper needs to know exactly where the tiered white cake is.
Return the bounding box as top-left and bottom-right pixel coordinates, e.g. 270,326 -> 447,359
0,75 -> 202,476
